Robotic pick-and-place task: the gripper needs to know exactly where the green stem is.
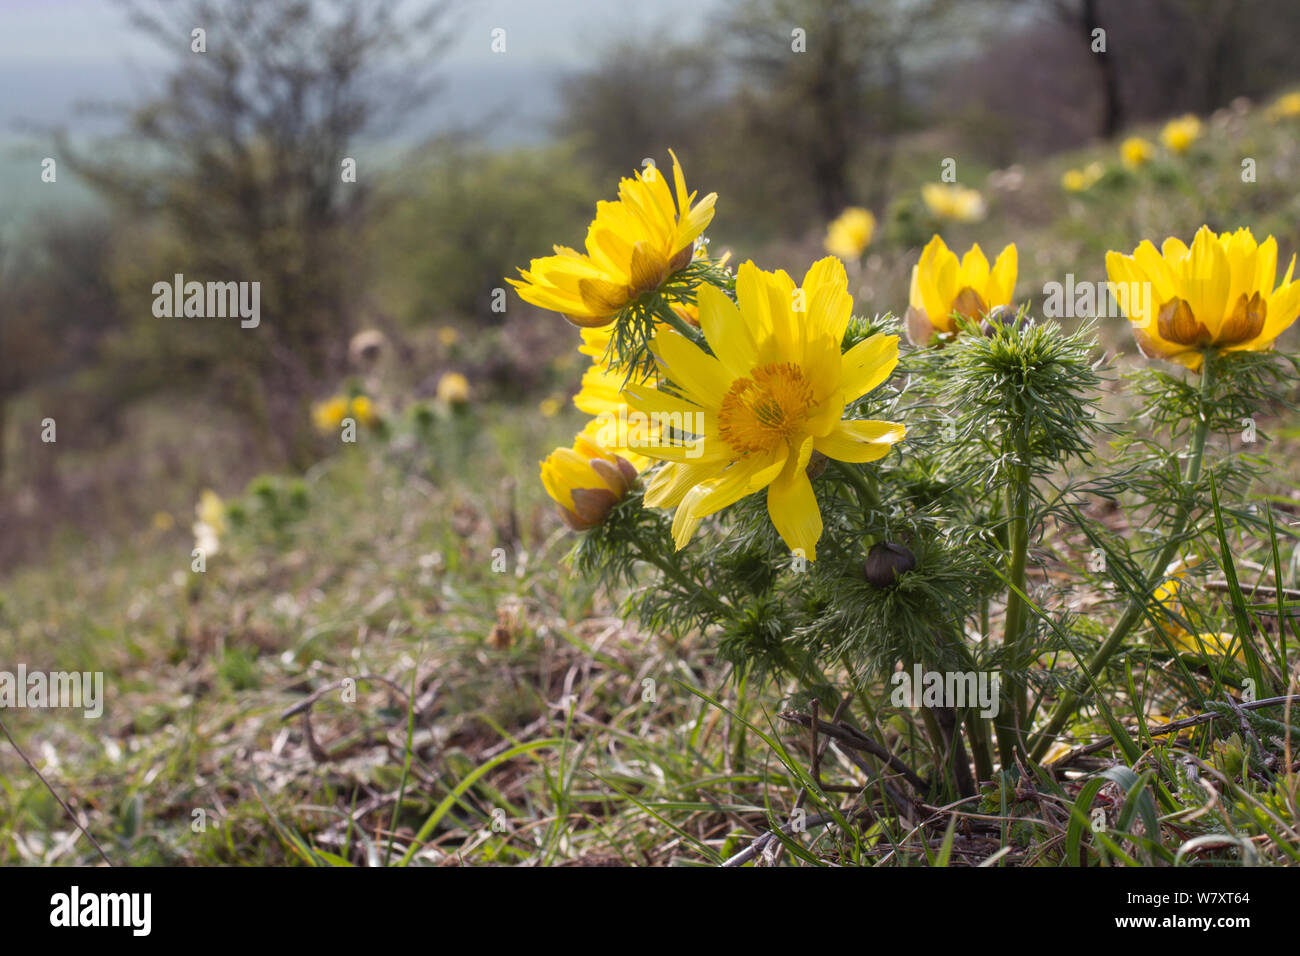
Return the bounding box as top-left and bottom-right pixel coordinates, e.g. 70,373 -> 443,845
997,427 -> 1032,767
652,297 -> 702,342
942,629 -> 996,782
1029,353 -> 1215,762
965,709 -> 995,783
833,459 -> 881,516
918,704 -> 952,792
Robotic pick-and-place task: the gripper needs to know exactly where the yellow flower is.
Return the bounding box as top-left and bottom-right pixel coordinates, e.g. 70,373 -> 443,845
1160,114 -> 1201,153
1121,136 -> 1155,169
1061,162 -> 1104,192
312,395 -> 349,432
437,326 -> 459,347
1041,740 -> 1074,765
509,150 -> 717,327
349,395 -> 377,427
1170,631 -> 1243,662
437,372 -> 470,405
1151,559 -> 1241,661
539,396 -> 562,418
1152,558 -> 1194,636
1267,91 -> 1300,121
921,183 -> 985,222
196,489 -> 226,534
540,423 -> 642,530
1105,226 -> 1300,370
905,235 -> 1017,345
193,489 -> 226,556
624,258 -> 905,560
824,206 -> 876,259
152,511 -> 175,532
573,364 -> 655,467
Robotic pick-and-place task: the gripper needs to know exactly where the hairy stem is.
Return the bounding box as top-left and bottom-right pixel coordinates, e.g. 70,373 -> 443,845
997,425 -> 1033,767
833,459 -> 881,517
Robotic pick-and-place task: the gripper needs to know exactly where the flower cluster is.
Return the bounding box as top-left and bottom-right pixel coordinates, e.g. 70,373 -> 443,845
519,153 -> 908,558
509,147 -> 1300,793
515,153 -> 1300,567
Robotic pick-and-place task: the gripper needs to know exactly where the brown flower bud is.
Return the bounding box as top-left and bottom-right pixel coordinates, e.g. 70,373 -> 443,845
980,304 -> 1023,336
864,542 -> 917,588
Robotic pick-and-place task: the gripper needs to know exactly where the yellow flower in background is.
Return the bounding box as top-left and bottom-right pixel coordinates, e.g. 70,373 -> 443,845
313,394 -> 377,431
196,489 -> 226,534
1170,631 -> 1243,662
824,207 -> 876,259
624,258 -> 905,559
1267,91 -> 1300,121
193,489 -> 226,556
1152,557 -> 1193,635
509,150 -> 717,327
152,511 -> 175,532
349,395 -> 377,427
1150,558 -> 1243,662
540,423 -> 642,530
1041,740 -> 1074,765
312,395 -> 349,432
905,235 -> 1018,345
1160,114 -> 1201,153
1121,136 -> 1155,169
1062,162 -> 1104,192
539,396 -> 562,418
437,371 -> 470,405
921,183 -> 986,223
437,326 -> 459,348
1105,226 -> 1300,370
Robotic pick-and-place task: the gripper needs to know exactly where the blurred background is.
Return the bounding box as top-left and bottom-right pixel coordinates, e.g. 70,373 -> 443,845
4,0 -> 1300,569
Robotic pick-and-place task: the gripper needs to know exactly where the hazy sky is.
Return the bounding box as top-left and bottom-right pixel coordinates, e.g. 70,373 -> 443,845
0,0 -> 723,138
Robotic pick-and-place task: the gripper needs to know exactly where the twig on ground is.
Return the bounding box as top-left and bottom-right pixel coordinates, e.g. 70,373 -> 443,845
1046,694 -> 1300,769
780,711 -> 930,793
0,716 -> 113,866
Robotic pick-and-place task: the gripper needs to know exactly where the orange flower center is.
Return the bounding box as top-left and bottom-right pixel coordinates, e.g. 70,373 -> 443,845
717,363 -> 815,455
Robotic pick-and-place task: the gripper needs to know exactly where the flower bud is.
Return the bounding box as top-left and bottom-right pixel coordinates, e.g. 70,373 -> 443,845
980,304 -> 1024,336
864,542 -> 917,588
541,428 -> 642,531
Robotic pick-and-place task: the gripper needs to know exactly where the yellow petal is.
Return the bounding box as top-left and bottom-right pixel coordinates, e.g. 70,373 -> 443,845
651,330 -> 731,406
814,420 -> 905,463
840,333 -> 899,402
766,438 -> 821,560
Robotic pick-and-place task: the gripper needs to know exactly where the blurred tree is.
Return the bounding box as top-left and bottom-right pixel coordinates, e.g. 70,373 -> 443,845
0,220 -> 121,487
376,142 -> 597,325
57,0 -> 453,468
552,32 -> 721,190
1078,0 -> 1123,137
719,0 -> 955,225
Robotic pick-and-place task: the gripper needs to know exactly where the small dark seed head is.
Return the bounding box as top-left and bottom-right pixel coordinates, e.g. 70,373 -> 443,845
980,304 -> 1023,336
864,541 -> 917,588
